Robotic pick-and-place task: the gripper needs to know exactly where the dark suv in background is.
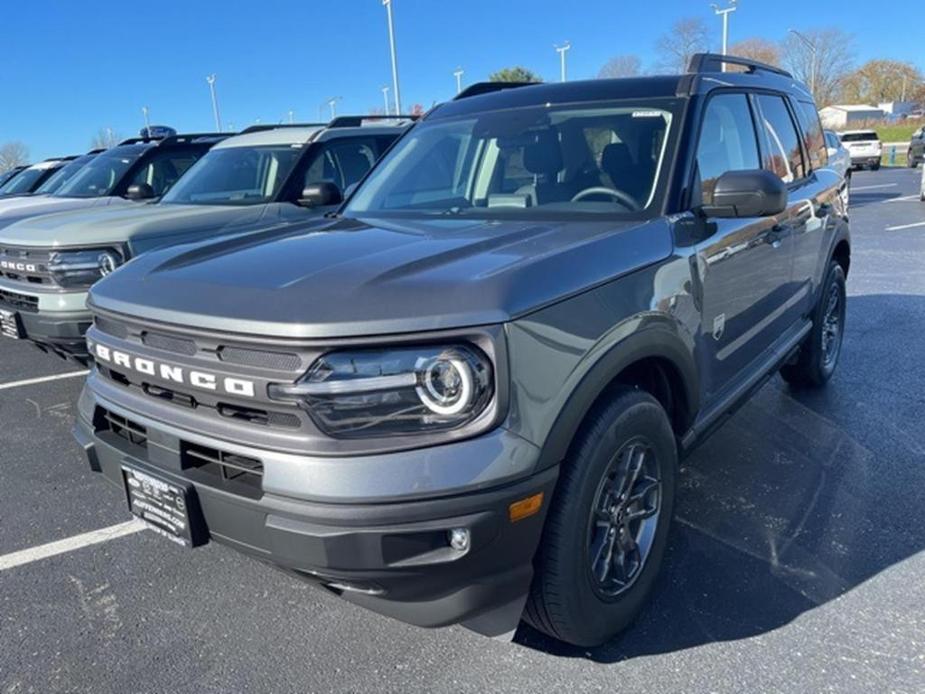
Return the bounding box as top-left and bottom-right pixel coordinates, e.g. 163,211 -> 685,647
75,54 -> 849,647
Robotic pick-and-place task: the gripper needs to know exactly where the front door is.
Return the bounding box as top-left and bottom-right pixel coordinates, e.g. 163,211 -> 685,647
692,92 -> 796,398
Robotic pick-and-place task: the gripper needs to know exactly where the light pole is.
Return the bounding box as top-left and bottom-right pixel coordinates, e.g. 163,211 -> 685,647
453,67 -> 464,94
206,74 -> 222,131
106,127 -> 114,148
554,42 -> 571,82
141,106 -> 151,138
288,110 -> 294,124
382,0 -> 402,114
327,97 -> 342,119
711,0 -> 737,59
381,86 -> 390,115
788,29 -> 817,99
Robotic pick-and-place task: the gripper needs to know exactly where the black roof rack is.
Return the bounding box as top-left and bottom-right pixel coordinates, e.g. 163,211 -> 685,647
240,122 -> 328,134
454,82 -> 538,100
86,148 -> 107,155
326,114 -> 420,128
117,136 -> 164,145
688,52 -> 792,78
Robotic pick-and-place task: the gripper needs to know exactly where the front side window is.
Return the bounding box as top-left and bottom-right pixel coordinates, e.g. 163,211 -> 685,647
127,150 -> 201,196
162,146 -> 302,205
55,146 -> 147,198
755,94 -> 805,183
794,100 -> 827,171
346,101 -> 677,218
695,93 -> 760,203
34,155 -> 95,195
303,139 -> 379,192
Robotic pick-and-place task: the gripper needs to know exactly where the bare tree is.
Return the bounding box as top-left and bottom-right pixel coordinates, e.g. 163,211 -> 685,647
655,18 -> 711,74
0,141 -> 29,172
90,128 -> 123,150
598,55 -> 642,79
780,28 -> 855,107
840,60 -> 924,104
728,38 -> 782,67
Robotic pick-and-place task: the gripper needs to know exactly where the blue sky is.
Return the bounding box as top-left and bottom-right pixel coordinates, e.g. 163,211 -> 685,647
2,0 -> 921,160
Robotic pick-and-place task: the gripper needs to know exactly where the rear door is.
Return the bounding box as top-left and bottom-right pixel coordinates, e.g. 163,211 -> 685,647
693,92 -> 796,397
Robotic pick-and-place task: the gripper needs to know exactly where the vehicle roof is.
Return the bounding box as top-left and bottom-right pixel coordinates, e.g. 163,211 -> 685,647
839,129 -> 879,135
428,68 -> 811,120
213,126 -> 325,149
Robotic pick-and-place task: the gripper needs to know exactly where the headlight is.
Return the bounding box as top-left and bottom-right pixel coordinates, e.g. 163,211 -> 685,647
268,345 -> 494,438
49,248 -> 124,288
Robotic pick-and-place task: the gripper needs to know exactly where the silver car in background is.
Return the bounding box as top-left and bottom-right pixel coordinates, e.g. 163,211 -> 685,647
825,129 -> 851,206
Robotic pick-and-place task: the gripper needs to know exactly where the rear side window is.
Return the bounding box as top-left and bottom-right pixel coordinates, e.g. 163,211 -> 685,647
794,101 -> 827,171
695,93 -> 760,203
754,94 -> 805,183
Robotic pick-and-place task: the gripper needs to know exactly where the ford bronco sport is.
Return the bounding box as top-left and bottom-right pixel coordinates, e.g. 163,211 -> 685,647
74,54 -> 850,647
0,118 -> 410,359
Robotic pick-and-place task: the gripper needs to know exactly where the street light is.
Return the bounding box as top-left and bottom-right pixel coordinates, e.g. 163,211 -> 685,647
453,67 -> 464,94
554,42 -> 571,82
788,29 -> 817,98
711,0 -> 737,58
288,110 -> 294,124
141,106 -> 151,138
206,74 -> 222,131
327,97 -> 342,119
382,0 -> 402,114
381,85 -> 390,115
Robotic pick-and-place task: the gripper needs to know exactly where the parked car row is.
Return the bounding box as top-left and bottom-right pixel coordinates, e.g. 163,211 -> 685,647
2,53 -> 852,647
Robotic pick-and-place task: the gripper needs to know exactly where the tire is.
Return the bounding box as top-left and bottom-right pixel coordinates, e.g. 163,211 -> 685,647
781,260 -> 846,388
908,151 -> 916,168
872,162 -> 881,171
524,388 -> 676,646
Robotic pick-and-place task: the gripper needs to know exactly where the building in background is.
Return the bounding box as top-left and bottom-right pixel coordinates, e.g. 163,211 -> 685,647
819,104 -> 885,129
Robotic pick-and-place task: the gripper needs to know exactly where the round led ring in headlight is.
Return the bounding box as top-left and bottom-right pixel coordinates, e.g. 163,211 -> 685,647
98,251 -> 119,276
415,354 -> 474,416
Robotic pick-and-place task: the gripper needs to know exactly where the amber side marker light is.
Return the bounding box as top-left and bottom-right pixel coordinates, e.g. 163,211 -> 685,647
509,492 -> 544,522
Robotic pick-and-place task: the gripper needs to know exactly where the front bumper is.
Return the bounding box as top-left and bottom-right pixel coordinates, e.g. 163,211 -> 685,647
0,281 -> 91,357
73,386 -> 558,634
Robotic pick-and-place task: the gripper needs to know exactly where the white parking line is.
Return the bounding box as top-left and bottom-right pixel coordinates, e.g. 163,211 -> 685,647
0,370 -> 89,391
881,195 -> 921,203
0,520 -> 146,572
852,183 -> 898,191
886,220 -> 925,231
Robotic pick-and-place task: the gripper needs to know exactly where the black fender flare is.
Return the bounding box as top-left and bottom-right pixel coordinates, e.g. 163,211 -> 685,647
534,317 -> 700,469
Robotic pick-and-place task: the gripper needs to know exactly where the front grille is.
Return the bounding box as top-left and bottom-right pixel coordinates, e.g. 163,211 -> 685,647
182,442 -> 263,496
95,407 -> 148,449
94,316 -> 129,339
0,288 -> 39,313
218,345 -> 302,371
0,246 -> 56,287
142,331 -> 197,356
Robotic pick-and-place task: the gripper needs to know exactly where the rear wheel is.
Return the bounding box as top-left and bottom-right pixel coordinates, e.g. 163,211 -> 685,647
524,389 -> 676,647
781,260 -> 846,388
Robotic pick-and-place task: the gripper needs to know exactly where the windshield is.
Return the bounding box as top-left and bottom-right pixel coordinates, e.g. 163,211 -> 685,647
55,145 -> 147,198
346,101 -> 676,219
0,169 -> 23,187
34,154 -> 95,194
840,132 -> 879,143
162,145 -> 302,206
0,165 -> 52,195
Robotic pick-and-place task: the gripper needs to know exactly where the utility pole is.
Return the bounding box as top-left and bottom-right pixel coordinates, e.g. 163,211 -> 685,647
554,42 -> 571,82
382,0 -> 402,114
381,86 -> 390,115
453,67 -> 464,94
711,0 -> 738,68
788,29 -> 817,99
206,74 -> 222,131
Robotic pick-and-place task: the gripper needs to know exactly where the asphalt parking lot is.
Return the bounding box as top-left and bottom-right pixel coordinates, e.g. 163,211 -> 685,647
1,167 -> 924,693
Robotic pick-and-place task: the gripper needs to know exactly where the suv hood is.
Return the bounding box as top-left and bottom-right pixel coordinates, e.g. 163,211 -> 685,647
0,202 -> 276,248
0,196 -> 126,233
90,215 -> 672,339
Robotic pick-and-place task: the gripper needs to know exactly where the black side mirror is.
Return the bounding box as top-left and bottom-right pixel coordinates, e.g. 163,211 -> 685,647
298,182 -> 343,208
125,182 -> 156,200
699,169 -> 787,218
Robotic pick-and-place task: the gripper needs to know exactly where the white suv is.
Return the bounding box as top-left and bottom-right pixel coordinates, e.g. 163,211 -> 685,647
839,129 -> 882,170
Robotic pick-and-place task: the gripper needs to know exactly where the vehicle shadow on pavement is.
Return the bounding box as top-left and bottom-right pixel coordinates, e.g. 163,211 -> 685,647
514,293 -> 925,662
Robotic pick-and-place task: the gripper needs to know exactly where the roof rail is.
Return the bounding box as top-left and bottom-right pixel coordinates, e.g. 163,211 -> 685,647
239,122 -> 328,134
454,82 -> 538,100
326,114 -> 420,128
117,136 -> 164,145
158,132 -> 228,146
86,148 -> 107,155
688,52 -> 792,78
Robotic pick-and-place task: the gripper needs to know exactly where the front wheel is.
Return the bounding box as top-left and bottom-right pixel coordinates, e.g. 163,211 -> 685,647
781,260 -> 846,388
909,151 -> 917,168
871,162 -> 881,171
524,389 -> 676,646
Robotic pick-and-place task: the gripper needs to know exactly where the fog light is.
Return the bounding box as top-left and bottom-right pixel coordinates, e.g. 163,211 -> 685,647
448,528 -> 470,552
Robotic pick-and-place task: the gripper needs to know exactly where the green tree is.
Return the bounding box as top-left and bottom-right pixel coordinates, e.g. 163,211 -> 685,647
489,67 -> 542,83
840,60 -> 923,105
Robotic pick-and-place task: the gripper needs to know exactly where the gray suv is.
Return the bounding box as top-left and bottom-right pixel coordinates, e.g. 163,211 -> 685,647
74,54 -> 850,647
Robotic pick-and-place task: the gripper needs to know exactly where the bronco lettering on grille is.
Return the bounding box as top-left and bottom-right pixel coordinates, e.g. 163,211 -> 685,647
88,339 -> 256,398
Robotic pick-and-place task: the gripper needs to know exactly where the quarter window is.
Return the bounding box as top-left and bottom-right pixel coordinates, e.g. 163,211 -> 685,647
695,93 -> 760,203
794,100 -> 827,171
755,95 -> 805,183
